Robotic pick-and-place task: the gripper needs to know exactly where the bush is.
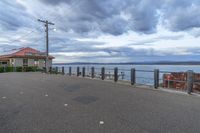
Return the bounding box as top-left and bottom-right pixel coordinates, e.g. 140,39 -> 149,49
5,67 -> 14,72
0,67 -> 4,73
36,68 -> 44,72
20,66 -> 35,72
0,66 -> 44,73
16,67 -> 23,72
25,66 -> 37,72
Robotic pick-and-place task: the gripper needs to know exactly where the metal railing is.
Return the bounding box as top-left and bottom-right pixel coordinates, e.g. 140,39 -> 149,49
51,66 -> 200,94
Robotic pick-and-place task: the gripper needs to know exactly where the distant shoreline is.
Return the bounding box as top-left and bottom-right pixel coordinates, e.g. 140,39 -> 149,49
53,62 -> 200,65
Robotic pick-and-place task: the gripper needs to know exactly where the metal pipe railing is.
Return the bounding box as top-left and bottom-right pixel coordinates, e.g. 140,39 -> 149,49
51,66 -> 200,94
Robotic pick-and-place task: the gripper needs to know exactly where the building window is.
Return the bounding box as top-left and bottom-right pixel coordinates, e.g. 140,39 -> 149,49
11,59 -> 14,66
0,61 -> 8,67
23,59 -> 28,66
34,59 -> 39,67
1,62 -> 7,65
2,62 -> 8,65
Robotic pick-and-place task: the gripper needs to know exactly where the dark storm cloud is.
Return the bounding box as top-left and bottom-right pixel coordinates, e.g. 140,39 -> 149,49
126,0 -> 162,33
39,0 -> 200,35
40,0 -> 159,34
1,0 -> 200,35
163,0 -> 200,31
40,0 -> 73,5
0,1 -> 37,31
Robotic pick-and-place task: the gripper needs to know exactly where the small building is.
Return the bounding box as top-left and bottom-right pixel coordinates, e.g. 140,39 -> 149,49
0,47 -> 54,69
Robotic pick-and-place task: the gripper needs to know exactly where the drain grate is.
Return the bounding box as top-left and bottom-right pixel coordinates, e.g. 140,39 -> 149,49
73,96 -> 99,104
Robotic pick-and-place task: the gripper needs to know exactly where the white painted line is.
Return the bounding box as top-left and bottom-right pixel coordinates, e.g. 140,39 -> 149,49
99,121 -> 104,125
2,96 -> 6,99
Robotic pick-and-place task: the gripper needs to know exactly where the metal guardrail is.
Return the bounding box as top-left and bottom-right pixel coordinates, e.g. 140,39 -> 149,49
51,66 -> 199,94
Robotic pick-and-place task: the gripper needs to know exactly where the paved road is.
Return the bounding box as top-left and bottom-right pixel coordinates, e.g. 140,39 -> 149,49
0,72 -> 200,133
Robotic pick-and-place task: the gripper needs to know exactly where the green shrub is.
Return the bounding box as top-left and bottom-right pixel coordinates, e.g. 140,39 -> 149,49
0,67 -> 4,73
25,66 -> 37,72
5,67 -> 14,72
36,68 -> 43,72
16,67 -> 23,72
0,66 -> 47,73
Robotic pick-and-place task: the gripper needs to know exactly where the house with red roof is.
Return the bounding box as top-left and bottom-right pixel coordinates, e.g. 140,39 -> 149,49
0,47 -> 54,69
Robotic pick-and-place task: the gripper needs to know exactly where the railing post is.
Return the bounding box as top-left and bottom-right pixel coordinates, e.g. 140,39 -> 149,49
91,67 -> 95,78
77,67 -> 80,76
101,67 -> 105,80
131,68 -> 136,85
62,66 -> 65,75
154,69 -> 159,89
49,67 -> 52,74
114,67 -> 118,82
56,67 -> 58,74
187,70 -> 193,94
69,67 -> 72,76
82,67 -> 85,77
48,67 -> 52,74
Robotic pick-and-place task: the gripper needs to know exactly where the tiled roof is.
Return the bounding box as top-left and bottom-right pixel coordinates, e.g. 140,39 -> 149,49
0,47 -> 54,59
11,47 -> 41,56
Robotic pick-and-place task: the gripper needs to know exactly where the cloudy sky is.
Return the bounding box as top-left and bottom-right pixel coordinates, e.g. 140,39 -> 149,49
0,0 -> 200,63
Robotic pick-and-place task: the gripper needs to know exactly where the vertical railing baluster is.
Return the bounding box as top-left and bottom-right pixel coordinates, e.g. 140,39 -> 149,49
77,67 -> 80,76
69,67 -> 72,76
101,67 -> 105,80
82,67 -> 85,77
114,67 -> 118,82
187,70 -> 194,94
154,69 -> 159,89
131,68 -> 136,85
56,67 -> 58,74
62,66 -> 65,75
91,67 -> 95,78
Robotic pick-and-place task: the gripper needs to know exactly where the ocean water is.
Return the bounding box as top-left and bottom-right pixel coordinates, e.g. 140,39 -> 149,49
54,64 -> 200,85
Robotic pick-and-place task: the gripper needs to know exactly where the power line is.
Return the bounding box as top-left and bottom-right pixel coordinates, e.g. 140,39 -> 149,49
54,1 -> 82,22
4,26 -> 43,45
6,30 -> 35,44
3,37 -> 44,53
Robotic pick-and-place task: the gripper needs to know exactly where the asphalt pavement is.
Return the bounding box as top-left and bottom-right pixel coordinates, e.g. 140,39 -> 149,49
0,72 -> 200,133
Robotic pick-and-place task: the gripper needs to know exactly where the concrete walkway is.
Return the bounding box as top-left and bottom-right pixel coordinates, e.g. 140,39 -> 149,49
0,72 -> 200,133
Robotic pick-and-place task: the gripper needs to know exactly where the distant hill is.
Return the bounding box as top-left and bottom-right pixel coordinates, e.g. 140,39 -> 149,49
53,61 -> 200,65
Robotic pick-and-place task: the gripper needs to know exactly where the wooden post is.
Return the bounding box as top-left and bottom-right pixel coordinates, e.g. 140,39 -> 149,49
114,67 -> 118,82
62,66 -> 65,75
56,67 -> 58,74
77,67 -> 80,76
91,67 -> 95,78
69,67 -> 72,76
82,67 -> 85,77
187,70 -> 193,94
49,67 -> 52,74
154,69 -> 159,89
101,67 -> 105,80
131,68 -> 136,85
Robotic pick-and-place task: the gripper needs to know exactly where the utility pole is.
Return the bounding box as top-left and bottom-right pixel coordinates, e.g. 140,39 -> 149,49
38,19 -> 54,73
